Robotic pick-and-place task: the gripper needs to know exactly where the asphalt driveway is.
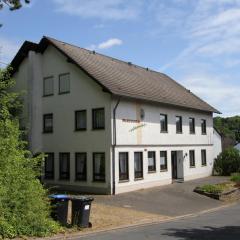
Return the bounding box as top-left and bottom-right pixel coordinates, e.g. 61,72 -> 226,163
93,176 -> 230,217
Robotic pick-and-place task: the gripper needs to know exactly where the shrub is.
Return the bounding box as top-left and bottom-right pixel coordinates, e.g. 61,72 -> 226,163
230,173 -> 240,183
213,148 -> 240,176
197,184 -> 225,194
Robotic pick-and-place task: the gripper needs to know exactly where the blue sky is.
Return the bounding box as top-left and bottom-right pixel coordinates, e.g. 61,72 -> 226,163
0,0 -> 240,117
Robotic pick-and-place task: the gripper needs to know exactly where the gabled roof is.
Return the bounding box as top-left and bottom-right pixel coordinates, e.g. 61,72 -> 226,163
11,36 -> 220,113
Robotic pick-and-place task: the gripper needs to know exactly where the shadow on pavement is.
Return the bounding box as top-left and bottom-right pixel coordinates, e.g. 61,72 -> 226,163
163,226 -> 240,239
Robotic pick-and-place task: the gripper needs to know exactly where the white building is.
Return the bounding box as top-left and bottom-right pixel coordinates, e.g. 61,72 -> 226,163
213,128 -> 222,159
234,143 -> 240,151
11,36 -> 221,194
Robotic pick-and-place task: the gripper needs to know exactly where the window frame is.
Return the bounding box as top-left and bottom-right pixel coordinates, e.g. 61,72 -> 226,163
75,152 -> 87,181
160,151 -> 168,171
134,152 -> 143,180
119,152 -> 129,182
59,152 -> 70,180
43,76 -> 54,97
75,110 -> 87,131
176,116 -> 183,134
189,117 -> 195,134
58,73 -> 70,95
201,119 -> 207,135
43,113 -> 53,133
93,152 -> 105,182
160,114 -> 168,133
44,152 -> 54,180
189,150 -> 195,168
201,149 -> 207,166
92,108 -> 105,130
148,151 -> 156,173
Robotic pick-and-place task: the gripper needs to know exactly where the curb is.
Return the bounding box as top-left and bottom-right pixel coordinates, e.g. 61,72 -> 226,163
41,202 -> 238,240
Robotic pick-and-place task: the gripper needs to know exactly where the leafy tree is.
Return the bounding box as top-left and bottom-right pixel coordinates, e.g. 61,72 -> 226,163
0,0 -> 30,11
0,67 -> 59,238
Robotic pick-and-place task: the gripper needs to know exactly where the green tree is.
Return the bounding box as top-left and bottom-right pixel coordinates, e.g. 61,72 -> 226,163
0,67 -> 59,238
0,0 -> 30,11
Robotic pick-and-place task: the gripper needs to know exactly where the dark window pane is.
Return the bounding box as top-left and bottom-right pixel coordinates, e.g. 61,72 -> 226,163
189,150 -> 195,167
75,153 -> 87,181
59,153 -> 70,180
119,152 -> 129,181
160,114 -> 168,132
148,151 -> 156,172
189,118 -> 195,134
43,114 -> 53,133
93,153 -> 105,181
176,116 -> 182,133
201,119 -> 206,134
45,153 -> 54,179
43,76 -> 54,96
160,151 -> 168,170
201,150 -> 207,166
75,110 -> 87,130
134,152 -> 143,179
59,73 -> 70,94
92,108 -> 105,129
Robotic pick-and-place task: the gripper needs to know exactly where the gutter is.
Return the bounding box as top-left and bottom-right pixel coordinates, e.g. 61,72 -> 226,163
112,97 -> 121,195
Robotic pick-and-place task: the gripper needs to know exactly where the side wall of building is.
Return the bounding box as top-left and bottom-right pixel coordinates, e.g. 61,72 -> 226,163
213,129 -> 222,159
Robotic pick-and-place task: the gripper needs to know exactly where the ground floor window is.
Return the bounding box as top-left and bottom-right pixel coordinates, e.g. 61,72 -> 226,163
75,153 -> 87,181
201,149 -> 207,166
189,150 -> 195,167
160,151 -> 168,171
119,152 -> 129,181
59,153 -> 70,180
134,152 -> 143,179
93,153 -> 105,181
148,151 -> 156,172
44,153 -> 54,179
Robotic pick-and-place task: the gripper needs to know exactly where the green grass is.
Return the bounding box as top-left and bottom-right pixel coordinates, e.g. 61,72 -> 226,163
197,182 -> 234,194
230,173 -> 240,183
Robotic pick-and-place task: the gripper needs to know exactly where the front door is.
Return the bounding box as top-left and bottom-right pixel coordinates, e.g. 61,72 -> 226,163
171,151 -> 178,179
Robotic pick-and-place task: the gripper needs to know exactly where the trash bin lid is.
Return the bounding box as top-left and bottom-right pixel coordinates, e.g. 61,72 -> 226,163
49,194 -> 70,200
68,195 -> 94,201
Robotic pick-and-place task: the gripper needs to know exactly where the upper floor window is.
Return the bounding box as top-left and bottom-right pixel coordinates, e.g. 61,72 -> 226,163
43,114 -> 53,133
92,108 -> 105,130
189,117 -> 195,134
59,73 -> 70,94
44,153 -> 54,180
75,110 -> 87,131
201,119 -> 207,134
59,152 -> 70,180
189,150 -> 195,167
119,152 -> 129,181
148,151 -> 156,172
176,116 -> 182,133
160,114 -> 168,132
201,149 -> 207,166
43,76 -> 54,96
134,152 -> 143,179
160,151 -> 168,171
93,153 -> 105,182
75,153 -> 87,181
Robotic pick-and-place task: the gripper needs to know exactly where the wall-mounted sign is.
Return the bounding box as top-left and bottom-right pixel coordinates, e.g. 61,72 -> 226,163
122,118 -> 140,123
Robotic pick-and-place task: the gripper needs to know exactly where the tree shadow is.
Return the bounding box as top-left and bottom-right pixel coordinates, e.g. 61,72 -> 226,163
163,226 -> 240,240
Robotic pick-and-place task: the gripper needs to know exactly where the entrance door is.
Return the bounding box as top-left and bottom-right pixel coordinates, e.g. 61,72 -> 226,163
171,151 -> 178,179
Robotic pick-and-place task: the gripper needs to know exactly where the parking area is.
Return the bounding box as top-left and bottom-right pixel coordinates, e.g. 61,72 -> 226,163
93,176 -> 230,217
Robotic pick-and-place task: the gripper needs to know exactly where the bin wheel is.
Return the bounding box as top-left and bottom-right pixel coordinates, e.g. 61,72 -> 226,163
88,222 -> 92,228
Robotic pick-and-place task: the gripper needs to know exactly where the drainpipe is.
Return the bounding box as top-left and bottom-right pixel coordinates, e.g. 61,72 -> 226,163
112,97 -> 121,195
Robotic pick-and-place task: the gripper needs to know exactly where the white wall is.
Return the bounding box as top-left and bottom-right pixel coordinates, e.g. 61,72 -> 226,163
213,129 -> 222,159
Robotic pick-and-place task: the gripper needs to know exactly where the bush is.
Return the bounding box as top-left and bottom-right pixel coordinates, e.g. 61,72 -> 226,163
197,184 -> 224,194
214,148 -> 240,176
230,173 -> 240,183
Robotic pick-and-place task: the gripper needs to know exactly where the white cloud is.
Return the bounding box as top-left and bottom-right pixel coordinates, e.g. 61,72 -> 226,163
52,0 -> 141,20
87,38 -> 123,50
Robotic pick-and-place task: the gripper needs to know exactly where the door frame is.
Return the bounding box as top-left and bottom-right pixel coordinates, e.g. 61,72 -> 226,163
171,151 -> 178,179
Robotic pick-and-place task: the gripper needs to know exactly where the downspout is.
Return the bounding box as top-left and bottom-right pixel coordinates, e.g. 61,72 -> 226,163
112,96 -> 121,195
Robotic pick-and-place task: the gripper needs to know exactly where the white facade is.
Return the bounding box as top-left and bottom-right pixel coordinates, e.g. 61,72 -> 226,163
213,128 -> 222,159
12,44 -> 217,194
234,143 -> 240,151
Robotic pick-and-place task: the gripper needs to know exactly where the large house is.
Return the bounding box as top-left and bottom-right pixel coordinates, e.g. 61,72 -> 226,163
11,36 -> 221,194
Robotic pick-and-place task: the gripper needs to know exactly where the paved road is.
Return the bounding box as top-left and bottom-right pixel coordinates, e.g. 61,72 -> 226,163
78,203 -> 240,240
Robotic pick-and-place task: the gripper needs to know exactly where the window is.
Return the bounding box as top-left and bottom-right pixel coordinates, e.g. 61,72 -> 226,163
75,110 -> 87,131
189,150 -> 195,167
176,116 -> 182,133
134,152 -> 143,179
201,149 -> 207,166
93,153 -> 105,181
59,73 -> 70,94
119,152 -> 129,181
59,153 -> 70,180
43,76 -> 54,96
148,151 -> 156,172
44,153 -> 54,179
75,153 -> 87,181
92,108 -> 105,129
201,119 -> 207,134
43,114 -> 53,133
189,118 -> 195,134
160,151 -> 168,171
160,114 -> 168,132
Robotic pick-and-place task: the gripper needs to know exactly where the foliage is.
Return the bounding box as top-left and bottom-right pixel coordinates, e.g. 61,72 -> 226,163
214,148 -> 240,176
0,0 -> 30,11
197,184 -> 225,194
230,173 -> 240,183
0,67 -> 59,238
